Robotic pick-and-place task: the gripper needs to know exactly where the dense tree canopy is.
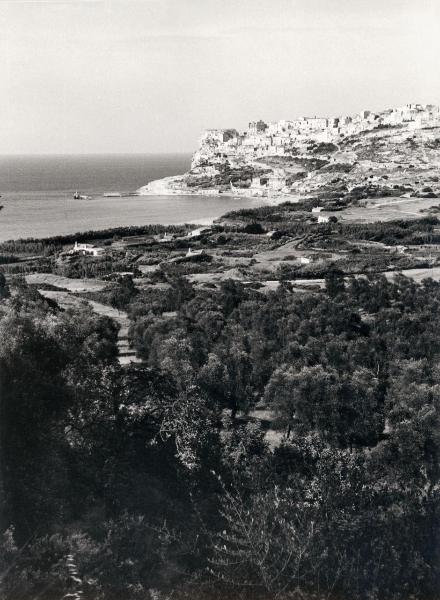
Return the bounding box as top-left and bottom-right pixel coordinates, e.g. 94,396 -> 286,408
1,274 -> 440,600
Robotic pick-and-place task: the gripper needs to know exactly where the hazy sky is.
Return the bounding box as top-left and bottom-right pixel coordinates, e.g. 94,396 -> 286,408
1,0 -> 440,154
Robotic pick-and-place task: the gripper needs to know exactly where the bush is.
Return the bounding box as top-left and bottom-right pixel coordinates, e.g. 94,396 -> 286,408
242,223 -> 266,235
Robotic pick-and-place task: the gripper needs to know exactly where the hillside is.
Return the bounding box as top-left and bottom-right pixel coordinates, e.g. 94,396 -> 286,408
138,103 -> 440,210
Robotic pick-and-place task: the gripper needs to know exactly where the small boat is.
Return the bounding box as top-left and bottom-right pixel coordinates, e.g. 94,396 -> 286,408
73,191 -> 91,200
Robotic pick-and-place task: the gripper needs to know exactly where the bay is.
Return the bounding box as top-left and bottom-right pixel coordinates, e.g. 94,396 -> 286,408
0,154 -> 264,241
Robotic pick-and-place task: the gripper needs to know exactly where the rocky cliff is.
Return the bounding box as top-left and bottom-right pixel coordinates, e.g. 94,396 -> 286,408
138,104 -> 440,204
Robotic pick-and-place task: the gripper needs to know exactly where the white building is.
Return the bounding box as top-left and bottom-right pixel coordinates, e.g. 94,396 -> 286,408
186,226 -> 212,239
69,242 -> 104,257
186,248 -> 205,257
158,233 -> 175,243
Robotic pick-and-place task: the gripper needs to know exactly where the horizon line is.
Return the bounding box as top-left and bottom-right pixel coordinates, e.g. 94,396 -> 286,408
0,151 -> 192,157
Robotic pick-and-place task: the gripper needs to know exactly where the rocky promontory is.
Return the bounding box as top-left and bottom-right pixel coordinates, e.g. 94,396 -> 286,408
138,103 -> 440,205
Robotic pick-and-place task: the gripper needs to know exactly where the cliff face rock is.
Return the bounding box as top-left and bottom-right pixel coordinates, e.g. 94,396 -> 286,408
138,104 -> 440,203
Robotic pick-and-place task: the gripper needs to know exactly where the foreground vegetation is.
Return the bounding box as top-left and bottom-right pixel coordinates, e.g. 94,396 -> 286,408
1,255 -> 440,599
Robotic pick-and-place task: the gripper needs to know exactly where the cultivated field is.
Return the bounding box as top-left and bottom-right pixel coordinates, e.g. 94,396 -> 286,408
26,273 -> 109,292
331,196 -> 440,223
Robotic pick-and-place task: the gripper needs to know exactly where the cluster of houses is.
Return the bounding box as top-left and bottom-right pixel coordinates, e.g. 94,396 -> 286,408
193,104 -> 440,165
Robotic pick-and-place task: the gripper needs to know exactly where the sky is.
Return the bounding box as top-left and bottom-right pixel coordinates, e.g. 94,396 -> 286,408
1,0 -> 440,154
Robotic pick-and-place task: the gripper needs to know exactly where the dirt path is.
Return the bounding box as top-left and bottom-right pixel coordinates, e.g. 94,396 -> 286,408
38,290 -> 141,365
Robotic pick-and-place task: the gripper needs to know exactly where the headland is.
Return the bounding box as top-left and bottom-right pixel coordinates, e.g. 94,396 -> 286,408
138,103 -> 440,204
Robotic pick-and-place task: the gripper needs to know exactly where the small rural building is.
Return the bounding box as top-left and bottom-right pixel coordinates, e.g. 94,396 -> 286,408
69,242 -> 104,257
158,233 -> 175,243
186,248 -> 205,258
186,226 -> 212,239
318,215 -> 330,224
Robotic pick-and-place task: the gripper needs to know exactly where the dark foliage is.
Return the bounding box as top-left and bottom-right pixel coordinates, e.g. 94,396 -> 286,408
1,269 -> 440,600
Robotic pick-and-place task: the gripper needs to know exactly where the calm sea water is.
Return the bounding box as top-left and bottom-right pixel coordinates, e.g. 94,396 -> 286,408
0,154 -> 264,241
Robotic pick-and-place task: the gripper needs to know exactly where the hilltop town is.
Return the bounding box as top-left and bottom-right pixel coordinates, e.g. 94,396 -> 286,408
139,103 -> 440,201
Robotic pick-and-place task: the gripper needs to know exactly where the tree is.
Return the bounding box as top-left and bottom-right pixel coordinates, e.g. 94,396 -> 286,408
325,267 -> 345,297
264,365 -> 339,439
222,337 -> 254,418
0,297 -> 120,539
198,353 -> 230,409
265,365 -> 381,448
159,386 -> 220,472
242,222 -> 265,235
209,484 -> 324,598
382,360 -> 440,486
0,310 -> 72,537
0,272 -> 9,299
155,332 -> 195,390
108,275 -> 138,309
337,368 -> 382,449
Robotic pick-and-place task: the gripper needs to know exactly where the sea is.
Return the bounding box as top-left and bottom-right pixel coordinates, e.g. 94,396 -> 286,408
0,154 -> 265,242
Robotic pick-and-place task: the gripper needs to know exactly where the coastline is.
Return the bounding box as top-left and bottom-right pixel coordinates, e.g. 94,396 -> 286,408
0,220 -> 209,245
0,192 -> 267,243
137,176 -> 301,205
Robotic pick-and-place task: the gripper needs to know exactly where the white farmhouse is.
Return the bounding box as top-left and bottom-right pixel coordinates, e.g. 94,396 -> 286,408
69,242 -> 104,257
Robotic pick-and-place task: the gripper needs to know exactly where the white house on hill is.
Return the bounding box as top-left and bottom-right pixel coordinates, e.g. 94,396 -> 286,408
69,242 -> 104,257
